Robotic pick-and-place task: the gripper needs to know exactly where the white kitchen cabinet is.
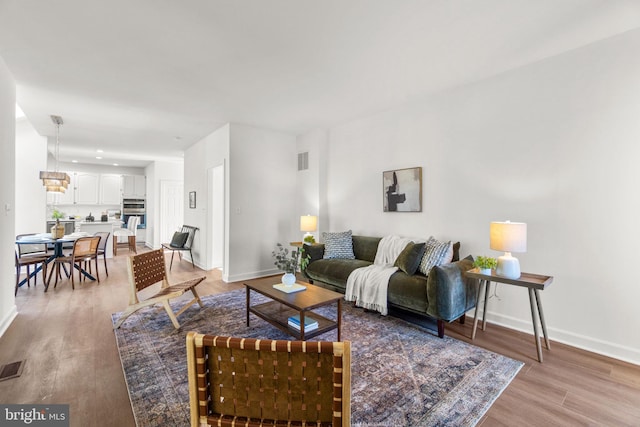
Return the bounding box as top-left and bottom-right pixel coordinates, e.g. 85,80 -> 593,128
123,175 -> 146,198
75,173 -> 100,204
100,174 -> 122,204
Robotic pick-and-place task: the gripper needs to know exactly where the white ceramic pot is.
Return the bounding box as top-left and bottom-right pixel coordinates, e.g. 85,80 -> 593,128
479,268 -> 492,275
281,273 -> 296,286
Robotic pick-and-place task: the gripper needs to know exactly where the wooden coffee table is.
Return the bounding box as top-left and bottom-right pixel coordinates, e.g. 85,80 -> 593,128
245,277 -> 343,341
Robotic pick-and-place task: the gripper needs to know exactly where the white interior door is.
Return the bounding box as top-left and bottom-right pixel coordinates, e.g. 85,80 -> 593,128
160,180 -> 183,245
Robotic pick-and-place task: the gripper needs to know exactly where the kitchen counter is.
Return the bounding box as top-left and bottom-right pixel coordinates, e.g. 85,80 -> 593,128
78,220 -> 123,225
76,221 -> 124,258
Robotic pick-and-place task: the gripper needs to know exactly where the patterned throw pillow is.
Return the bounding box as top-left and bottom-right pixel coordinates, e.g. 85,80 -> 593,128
322,230 -> 355,259
418,236 -> 453,275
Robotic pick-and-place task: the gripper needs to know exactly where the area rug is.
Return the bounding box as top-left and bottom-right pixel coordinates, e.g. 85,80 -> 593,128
112,289 -> 522,426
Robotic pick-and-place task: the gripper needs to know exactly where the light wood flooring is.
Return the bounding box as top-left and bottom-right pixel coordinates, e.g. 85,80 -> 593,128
1,250 -> 639,426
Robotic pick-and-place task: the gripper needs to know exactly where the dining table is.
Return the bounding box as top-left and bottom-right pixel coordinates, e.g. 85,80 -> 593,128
15,232 -> 96,292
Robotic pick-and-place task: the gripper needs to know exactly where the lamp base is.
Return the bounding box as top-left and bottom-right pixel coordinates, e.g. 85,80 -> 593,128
302,232 -> 315,244
496,253 -> 521,279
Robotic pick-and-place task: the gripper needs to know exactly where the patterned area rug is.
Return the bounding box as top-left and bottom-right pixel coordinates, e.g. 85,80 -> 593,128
113,289 -> 522,426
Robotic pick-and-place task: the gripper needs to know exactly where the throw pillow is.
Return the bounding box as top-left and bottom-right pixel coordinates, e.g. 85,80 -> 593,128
322,230 -> 355,259
418,236 -> 453,275
394,242 -> 426,275
170,231 -> 189,248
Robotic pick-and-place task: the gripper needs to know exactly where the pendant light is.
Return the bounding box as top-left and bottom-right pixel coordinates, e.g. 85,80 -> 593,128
40,115 -> 70,193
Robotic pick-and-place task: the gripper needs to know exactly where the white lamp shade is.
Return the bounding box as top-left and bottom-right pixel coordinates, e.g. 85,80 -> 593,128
490,221 -> 527,253
300,215 -> 318,232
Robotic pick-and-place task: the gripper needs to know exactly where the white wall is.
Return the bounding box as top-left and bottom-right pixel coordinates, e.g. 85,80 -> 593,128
184,123 -> 297,281
296,128 -> 328,242
315,29 -> 640,364
185,124 -> 230,273
0,58 -> 17,336
15,118 -> 47,235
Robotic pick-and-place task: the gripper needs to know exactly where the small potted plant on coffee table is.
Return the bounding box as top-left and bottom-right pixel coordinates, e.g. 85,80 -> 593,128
272,243 -> 310,286
473,256 -> 497,275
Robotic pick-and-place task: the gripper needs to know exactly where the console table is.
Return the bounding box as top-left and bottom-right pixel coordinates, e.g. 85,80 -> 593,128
466,268 -> 553,362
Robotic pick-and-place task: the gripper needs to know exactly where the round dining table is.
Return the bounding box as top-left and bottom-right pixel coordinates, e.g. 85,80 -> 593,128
15,232 -> 95,292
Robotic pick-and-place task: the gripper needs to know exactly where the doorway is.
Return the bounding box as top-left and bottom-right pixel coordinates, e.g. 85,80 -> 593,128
207,164 -> 224,270
159,180 -> 184,247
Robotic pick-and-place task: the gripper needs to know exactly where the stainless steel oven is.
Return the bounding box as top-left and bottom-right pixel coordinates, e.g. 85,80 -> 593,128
122,198 -> 146,228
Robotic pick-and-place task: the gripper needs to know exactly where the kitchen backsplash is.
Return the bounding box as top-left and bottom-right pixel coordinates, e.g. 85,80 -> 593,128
47,204 -> 121,220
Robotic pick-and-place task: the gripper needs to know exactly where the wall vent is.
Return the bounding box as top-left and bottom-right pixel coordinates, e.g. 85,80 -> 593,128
298,152 -> 309,171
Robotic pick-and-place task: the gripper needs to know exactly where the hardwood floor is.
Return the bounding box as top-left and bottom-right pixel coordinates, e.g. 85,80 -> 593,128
1,251 -> 639,426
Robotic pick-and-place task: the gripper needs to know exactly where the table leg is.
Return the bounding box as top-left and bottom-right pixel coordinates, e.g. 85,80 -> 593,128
535,289 -> 551,350
482,280 -> 490,331
528,287 -> 543,363
472,279 -> 485,340
300,311 -> 305,341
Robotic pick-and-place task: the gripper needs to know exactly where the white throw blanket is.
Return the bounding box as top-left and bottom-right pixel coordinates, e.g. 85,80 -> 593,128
345,235 -> 414,315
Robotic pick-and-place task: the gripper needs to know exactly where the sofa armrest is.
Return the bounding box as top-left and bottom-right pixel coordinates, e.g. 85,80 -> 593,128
301,243 -> 325,279
426,255 -> 477,322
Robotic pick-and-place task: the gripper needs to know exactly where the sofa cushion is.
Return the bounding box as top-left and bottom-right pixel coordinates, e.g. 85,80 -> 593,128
394,242 -> 426,275
305,258 -> 371,289
418,237 -> 452,275
352,236 -> 382,263
322,230 -> 356,259
388,271 -> 429,313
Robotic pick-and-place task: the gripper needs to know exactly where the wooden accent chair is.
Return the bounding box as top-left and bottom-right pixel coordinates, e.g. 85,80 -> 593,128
161,225 -> 198,270
113,249 -> 206,329
186,333 -> 351,427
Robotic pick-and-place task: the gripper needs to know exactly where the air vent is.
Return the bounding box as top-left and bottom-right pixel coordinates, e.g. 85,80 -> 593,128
298,152 -> 309,171
0,360 -> 25,382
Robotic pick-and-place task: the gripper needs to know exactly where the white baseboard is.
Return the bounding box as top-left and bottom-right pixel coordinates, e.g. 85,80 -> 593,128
225,269 -> 280,283
482,310 -> 640,366
0,304 -> 18,339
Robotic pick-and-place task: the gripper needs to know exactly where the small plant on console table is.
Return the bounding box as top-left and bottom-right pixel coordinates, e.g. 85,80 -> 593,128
272,243 -> 310,286
473,256 -> 497,274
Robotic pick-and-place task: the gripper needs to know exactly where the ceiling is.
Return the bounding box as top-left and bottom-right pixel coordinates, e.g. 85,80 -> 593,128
1,1 -> 639,167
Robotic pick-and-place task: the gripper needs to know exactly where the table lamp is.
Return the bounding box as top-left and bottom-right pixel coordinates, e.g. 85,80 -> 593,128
490,221 -> 527,279
300,215 -> 317,243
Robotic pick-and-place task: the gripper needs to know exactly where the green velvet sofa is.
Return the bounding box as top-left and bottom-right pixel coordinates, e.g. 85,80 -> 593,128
301,235 -> 477,338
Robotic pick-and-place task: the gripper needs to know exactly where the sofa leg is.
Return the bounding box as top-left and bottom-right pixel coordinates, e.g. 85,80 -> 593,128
458,315 -> 466,325
437,319 -> 445,338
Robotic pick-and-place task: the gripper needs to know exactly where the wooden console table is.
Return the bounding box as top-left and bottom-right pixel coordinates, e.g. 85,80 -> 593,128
466,268 -> 553,362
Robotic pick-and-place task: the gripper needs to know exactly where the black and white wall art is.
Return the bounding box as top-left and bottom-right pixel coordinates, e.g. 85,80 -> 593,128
383,167 -> 422,212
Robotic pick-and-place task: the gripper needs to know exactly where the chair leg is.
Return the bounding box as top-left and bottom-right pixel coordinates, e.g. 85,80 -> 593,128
103,254 -> 108,276
169,251 -> 176,271
94,258 -> 100,283
128,236 -> 137,254
15,264 -> 20,296
190,250 -> 195,269
162,300 -> 181,329
113,236 -> 117,256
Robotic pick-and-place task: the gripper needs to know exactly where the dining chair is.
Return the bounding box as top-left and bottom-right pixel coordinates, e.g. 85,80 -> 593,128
15,234 -> 49,292
113,216 -> 139,256
94,231 -> 110,277
161,225 -> 198,270
48,236 -> 101,290
186,333 -> 351,427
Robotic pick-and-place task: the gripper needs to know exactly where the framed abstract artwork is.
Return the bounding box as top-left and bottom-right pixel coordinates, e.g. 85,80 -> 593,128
383,167 -> 422,212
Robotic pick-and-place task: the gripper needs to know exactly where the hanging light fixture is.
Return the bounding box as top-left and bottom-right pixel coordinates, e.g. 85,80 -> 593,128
40,115 -> 70,193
